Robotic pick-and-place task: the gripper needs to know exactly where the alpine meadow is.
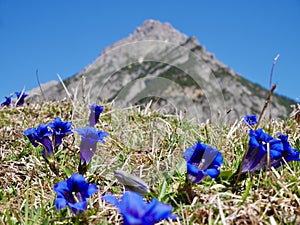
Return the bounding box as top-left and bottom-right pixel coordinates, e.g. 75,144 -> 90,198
1,20 -> 299,225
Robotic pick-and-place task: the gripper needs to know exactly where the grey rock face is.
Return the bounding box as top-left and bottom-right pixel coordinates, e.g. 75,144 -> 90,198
35,20 -> 294,122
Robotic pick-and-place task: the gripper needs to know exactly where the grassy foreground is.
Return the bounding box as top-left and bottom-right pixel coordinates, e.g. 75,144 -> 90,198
0,99 -> 299,224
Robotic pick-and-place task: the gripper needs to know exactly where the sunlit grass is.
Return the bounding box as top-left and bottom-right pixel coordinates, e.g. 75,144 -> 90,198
0,99 -> 299,224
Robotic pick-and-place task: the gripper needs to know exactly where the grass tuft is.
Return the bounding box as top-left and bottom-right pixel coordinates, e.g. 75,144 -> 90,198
0,99 -> 299,224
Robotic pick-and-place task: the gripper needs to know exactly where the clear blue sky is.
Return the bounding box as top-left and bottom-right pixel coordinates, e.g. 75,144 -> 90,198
1,0 -> 299,102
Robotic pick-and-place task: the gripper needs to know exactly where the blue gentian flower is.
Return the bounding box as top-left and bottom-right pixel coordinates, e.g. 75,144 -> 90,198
15,91 -> 28,106
24,124 -> 54,159
36,124 -> 54,158
49,117 -> 73,146
53,174 -> 98,214
183,141 -> 223,183
241,128 -> 298,173
242,128 -> 283,173
243,114 -> 258,126
24,127 -> 40,147
271,134 -> 300,168
88,104 -> 104,126
103,191 -> 177,225
75,126 -> 109,163
1,96 -> 11,107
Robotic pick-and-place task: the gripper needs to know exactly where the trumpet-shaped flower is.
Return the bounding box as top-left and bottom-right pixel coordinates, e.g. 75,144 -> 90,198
88,104 -> 104,126
243,114 -> 258,126
24,124 -> 54,159
49,117 -> 73,146
24,127 -> 40,147
242,128 -> 283,173
75,126 -> 109,163
1,96 -> 11,107
183,141 -> 223,183
271,134 -> 300,168
241,128 -> 300,173
53,174 -> 98,214
103,191 -> 177,225
15,91 -> 28,106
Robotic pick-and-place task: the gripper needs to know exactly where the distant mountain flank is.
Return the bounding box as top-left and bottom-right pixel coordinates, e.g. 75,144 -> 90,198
31,20 -> 295,121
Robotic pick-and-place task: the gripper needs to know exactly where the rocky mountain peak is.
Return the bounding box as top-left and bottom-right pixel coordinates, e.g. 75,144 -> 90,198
102,20 -> 189,54
84,19 -> 192,74
33,20 -> 295,122
131,20 -> 188,43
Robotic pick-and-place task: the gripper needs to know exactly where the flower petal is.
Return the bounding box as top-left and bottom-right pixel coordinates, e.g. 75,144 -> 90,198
205,168 -> 220,178
87,184 -> 98,196
183,141 -> 223,183
120,191 -> 147,217
98,130 -> 109,143
103,191 -> 176,224
68,201 -> 87,214
53,174 -> 98,214
144,198 -> 178,223
243,114 -> 258,126
103,194 -> 119,207
55,197 -> 67,211
24,127 -> 39,147
186,163 -> 199,177
182,146 -> 194,162
89,104 -> 104,126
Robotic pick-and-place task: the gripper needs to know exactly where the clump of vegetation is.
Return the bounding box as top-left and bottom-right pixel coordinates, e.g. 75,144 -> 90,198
0,87 -> 299,224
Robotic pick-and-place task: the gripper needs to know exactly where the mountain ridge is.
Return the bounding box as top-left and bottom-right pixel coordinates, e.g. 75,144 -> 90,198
31,20 -> 295,122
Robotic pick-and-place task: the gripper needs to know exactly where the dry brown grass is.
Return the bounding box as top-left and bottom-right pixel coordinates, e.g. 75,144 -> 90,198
0,100 -> 299,224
